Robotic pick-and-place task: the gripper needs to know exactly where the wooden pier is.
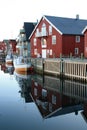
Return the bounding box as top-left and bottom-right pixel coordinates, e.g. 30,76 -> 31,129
31,58 -> 87,82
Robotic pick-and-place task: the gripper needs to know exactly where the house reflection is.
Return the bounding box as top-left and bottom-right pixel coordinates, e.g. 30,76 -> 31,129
30,74 -> 87,119
81,102 -> 87,123
0,61 -> 14,75
14,71 -> 32,103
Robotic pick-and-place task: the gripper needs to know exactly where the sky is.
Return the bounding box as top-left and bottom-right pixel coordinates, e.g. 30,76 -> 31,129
0,0 -> 87,41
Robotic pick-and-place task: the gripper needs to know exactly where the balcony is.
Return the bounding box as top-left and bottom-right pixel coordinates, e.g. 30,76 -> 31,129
19,35 -> 26,42
20,29 -> 25,34
36,31 -> 48,37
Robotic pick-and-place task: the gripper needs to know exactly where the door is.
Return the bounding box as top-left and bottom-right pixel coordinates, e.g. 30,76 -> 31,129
42,49 -> 46,58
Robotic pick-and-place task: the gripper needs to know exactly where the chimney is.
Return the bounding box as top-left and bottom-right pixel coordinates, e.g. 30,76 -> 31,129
76,14 -> 79,20
37,19 -> 38,24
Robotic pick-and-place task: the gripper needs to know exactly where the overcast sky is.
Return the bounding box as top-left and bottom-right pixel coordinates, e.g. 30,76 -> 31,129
0,0 -> 87,40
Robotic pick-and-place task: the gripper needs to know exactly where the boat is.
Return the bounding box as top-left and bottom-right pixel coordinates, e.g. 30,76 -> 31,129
14,70 -> 32,103
5,53 -> 13,65
5,63 -> 14,75
14,70 -> 31,80
13,56 -> 33,72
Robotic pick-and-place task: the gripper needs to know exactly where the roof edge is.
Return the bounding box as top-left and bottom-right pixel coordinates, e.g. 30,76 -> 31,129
44,15 -> 63,35
29,15 -> 63,39
29,16 -> 44,39
82,26 -> 87,34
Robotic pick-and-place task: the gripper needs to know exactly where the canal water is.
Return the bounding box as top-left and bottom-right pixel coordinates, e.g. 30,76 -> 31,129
0,62 -> 87,130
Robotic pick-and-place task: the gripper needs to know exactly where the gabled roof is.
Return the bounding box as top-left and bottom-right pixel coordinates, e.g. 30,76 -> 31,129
23,22 -> 36,41
82,26 -> 87,34
29,15 -> 87,39
44,15 -> 87,35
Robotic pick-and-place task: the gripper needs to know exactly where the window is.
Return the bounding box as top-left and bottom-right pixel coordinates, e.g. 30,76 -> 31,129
41,38 -> 47,48
33,38 -> 37,46
85,47 -> 87,52
75,48 -> 79,54
41,23 -> 46,36
52,35 -> 56,44
34,88 -> 37,96
76,36 -> 80,42
49,103 -> 52,112
34,49 -> 37,55
42,89 -> 47,98
49,25 -> 52,35
50,49 -> 52,55
52,95 -> 56,104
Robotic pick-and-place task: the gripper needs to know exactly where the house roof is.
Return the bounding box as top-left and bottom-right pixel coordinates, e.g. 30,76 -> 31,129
44,15 -> 87,35
29,15 -> 87,39
23,22 -> 36,41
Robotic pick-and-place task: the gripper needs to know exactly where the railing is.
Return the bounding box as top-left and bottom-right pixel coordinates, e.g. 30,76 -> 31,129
36,31 -> 48,37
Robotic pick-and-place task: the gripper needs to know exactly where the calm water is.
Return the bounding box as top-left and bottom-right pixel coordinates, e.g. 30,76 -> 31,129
0,63 -> 87,130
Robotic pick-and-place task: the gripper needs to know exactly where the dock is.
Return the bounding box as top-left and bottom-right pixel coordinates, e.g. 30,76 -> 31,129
31,58 -> 87,82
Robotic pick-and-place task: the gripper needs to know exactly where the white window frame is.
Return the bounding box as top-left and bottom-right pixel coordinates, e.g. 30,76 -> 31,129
75,48 -> 79,54
34,88 -> 37,96
33,38 -> 37,46
76,36 -> 80,43
41,38 -> 47,48
34,49 -> 37,55
52,35 -> 56,44
41,23 -> 46,36
49,25 -> 52,35
50,49 -> 52,55
36,28 -> 39,37
85,47 -> 87,52
52,95 -> 56,104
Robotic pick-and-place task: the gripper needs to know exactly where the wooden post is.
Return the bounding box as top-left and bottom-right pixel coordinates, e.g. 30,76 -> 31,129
42,58 -> 44,75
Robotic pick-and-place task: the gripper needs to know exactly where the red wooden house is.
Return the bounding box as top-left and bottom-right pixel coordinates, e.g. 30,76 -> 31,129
29,15 -> 87,58
9,39 -> 17,55
3,39 -> 17,55
0,41 -> 7,53
82,26 -> 87,58
31,77 -> 81,118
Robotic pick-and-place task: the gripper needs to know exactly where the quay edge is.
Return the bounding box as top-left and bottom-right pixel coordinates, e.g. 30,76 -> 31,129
31,58 -> 87,82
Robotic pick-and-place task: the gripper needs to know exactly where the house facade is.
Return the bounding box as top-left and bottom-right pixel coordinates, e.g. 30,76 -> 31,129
9,39 -> 17,55
29,15 -> 87,58
82,26 -> 87,58
2,39 -> 17,55
16,22 -> 36,57
0,41 -> 7,53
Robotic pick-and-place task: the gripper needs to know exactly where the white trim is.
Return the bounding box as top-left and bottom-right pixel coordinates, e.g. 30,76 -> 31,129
82,26 -> 87,34
29,15 -> 63,39
29,17 -> 43,39
44,15 -> 63,35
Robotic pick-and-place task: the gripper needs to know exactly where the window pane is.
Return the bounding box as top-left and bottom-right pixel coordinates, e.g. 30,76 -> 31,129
52,35 -> 56,44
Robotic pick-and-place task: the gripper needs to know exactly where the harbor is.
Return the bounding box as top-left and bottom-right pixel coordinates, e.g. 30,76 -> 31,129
0,63 -> 87,130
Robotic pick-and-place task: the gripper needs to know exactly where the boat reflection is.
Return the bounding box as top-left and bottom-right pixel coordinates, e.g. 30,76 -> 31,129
0,62 -> 14,75
30,74 -> 87,120
14,71 -> 32,103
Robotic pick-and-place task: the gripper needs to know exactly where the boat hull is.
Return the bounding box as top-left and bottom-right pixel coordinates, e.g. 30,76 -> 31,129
14,62 -> 33,72
13,57 -> 33,72
6,60 -> 13,65
15,66 -> 33,72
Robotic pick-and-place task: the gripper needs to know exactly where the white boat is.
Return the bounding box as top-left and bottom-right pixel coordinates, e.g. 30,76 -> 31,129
14,70 -> 31,79
13,56 -> 33,72
5,53 -> 13,64
6,63 -> 14,75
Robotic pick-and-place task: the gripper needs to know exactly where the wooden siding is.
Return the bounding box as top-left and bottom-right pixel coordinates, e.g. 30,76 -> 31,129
84,30 -> 87,58
30,18 -> 62,58
62,35 -> 84,57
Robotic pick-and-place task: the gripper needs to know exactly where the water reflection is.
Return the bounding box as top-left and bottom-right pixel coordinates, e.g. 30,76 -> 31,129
0,62 -> 14,75
31,74 -> 87,122
14,71 -> 32,103
1,59 -> 87,128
